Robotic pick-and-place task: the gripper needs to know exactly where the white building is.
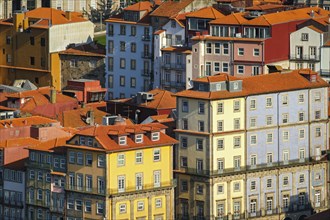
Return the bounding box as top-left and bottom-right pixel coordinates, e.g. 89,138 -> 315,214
105,1 -> 153,99
289,26 -> 324,72
154,16 -> 192,92
320,40 -> 330,81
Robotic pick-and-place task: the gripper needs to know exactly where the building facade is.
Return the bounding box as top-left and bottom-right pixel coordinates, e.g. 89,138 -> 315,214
175,69 -> 329,219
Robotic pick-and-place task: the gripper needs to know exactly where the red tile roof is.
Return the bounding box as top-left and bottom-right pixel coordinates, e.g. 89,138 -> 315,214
28,137 -> 71,152
150,0 -> 194,18
185,7 -> 224,19
161,46 -> 192,53
0,116 -> 57,129
0,137 -> 40,148
210,12 -> 247,25
245,4 -> 285,11
175,69 -> 329,100
59,42 -> 105,57
71,123 -> 177,152
124,1 -> 153,12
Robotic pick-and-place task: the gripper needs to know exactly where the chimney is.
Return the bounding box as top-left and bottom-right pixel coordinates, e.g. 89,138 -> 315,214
13,13 -> 25,32
86,109 -> 95,125
50,87 -> 57,104
65,11 -> 72,21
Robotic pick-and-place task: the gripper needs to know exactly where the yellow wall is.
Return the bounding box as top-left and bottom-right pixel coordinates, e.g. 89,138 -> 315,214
50,52 -> 61,89
107,145 -> 173,219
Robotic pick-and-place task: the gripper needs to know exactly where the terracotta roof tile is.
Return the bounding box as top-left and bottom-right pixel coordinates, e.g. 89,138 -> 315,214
210,12 -> 247,25
62,107 -> 108,128
175,69 -> 328,100
0,116 -> 57,129
185,7 -> 224,19
124,1 -> 153,12
59,42 -> 105,57
73,123 -> 177,152
150,0 -> 194,18
245,4 -> 285,11
0,137 -> 40,148
28,137 -> 71,152
194,73 -> 241,83
161,46 -> 192,53
138,89 -> 176,109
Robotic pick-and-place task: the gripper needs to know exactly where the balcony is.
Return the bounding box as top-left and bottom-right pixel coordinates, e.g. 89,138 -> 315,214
141,69 -> 152,77
142,35 -> 151,41
162,63 -> 186,70
141,52 -> 152,59
248,211 -> 261,218
161,80 -> 186,88
290,54 -> 320,61
108,180 -> 175,195
27,161 -> 52,169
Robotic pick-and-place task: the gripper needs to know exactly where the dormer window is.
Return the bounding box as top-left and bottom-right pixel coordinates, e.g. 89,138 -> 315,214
151,132 -> 160,141
135,134 -> 143,143
119,136 -> 127,145
79,136 -> 85,145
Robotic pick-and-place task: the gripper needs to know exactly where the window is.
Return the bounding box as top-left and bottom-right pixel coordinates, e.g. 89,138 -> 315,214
182,118 -> 188,130
234,118 -> 240,130
267,153 -> 273,164
137,201 -> 144,211
120,41 -> 125,51
283,194 -> 289,208
135,173 -> 143,190
234,136 -> 241,148
299,129 -> 305,139
97,177 -> 105,194
299,112 -> 304,121
250,155 -> 257,166
237,65 -> 244,74
117,154 -> 125,166
265,116 -> 272,125
182,100 -> 189,112
206,43 -> 212,53
198,121 -> 205,132
196,139 -> 203,151
267,133 -> 273,143
301,33 -> 308,41
250,199 -> 257,213
198,102 -> 205,114
152,132 -> 160,141
222,62 -> 229,72
97,155 -> 105,167
282,114 -> 288,124
214,43 -> 221,54
223,43 -> 229,54
86,175 -> 92,192
76,200 -> 82,211
120,76 -> 125,86
299,174 -> 305,183
30,57 -> 35,65
299,149 -> 305,161
155,198 -> 162,208
196,159 -> 203,173
37,189 -> 42,200
253,48 -> 260,56
181,180 -> 188,192
283,176 -> 289,186
37,171 -> 43,181
6,36 -> 11,45
315,127 -> 321,137
250,99 -> 256,109
67,199 -> 74,209
267,178 -> 272,188
118,176 -> 125,193
315,110 -> 321,120
153,170 -> 161,187
283,150 -> 289,162
85,154 -> 92,166
196,185 -> 204,194
238,48 -> 244,56
217,102 -> 224,114
282,95 -> 288,105
298,192 -> 305,206
234,182 -> 240,191
130,26 -> 136,36
84,200 -> 91,213
283,131 -> 289,141
181,137 -> 188,149
119,203 -> 126,213
97,202 -> 104,214
217,139 -> 224,150
314,92 -> 321,101
299,94 -> 304,103
120,58 -> 126,69
217,184 -> 224,194
214,62 -> 220,72
266,97 -> 272,107
233,100 -> 240,112
217,120 -> 223,132
250,181 -> 256,190
250,117 -> 256,128
250,135 -> 257,145
131,42 -> 136,53
234,156 -> 241,170
76,152 -> 83,165
217,158 -> 224,171
181,157 -> 188,167
153,149 -> 160,161
120,25 -> 126,35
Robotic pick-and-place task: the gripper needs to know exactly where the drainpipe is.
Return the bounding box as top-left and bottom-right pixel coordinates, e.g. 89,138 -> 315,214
261,41 -> 265,75
276,92 -> 280,219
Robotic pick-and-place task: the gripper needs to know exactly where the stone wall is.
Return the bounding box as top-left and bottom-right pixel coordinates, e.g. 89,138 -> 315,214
60,54 -> 105,88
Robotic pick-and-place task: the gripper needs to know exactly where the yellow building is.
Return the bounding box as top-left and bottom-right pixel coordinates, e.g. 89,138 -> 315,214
65,122 -> 177,220
175,74 -> 246,219
0,8 -> 94,90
